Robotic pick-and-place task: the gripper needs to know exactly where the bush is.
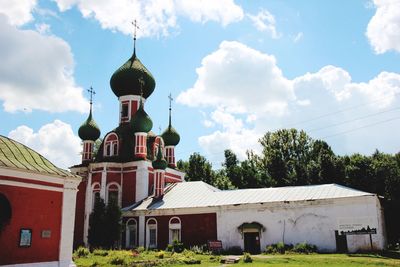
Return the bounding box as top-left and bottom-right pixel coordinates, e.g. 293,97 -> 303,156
265,242 -> 293,254
223,246 -> 243,255
172,240 -> 185,253
166,244 -> 174,252
292,242 -> 317,254
137,246 -> 146,253
92,249 -> 108,256
183,258 -> 201,264
108,255 -> 127,265
157,250 -> 165,259
190,244 -> 208,254
242,252 -> 253,263
74,246 -> 90,258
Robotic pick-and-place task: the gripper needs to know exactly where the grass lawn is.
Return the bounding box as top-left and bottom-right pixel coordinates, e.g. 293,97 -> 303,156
73,249 -> 400,267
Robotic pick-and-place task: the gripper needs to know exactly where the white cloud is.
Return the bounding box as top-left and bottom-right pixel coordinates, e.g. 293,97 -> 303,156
53,0 -> 243,37
0,16 -> 89,113
293,32 -> 303,43
366,0 -> 400,53
0,0 -> 37,26
199,127 -> 261,164
247,9 -> 280,39
294,66 -> 400,109
177,41 -> 294,115
179,41 -> 400,164
176,0 -> 244,27
35,23 -> 51,34
8,120 -> 82,169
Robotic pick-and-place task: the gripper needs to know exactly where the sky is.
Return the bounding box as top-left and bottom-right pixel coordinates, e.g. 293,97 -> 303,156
0,0 -> 400,169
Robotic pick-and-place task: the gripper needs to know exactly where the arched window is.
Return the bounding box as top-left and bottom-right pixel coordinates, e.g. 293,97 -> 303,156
106,183 -> 121,206
91,183 -> 101,209
104,133 -> 119,157
146,218 -> 157,248
125,219 -> 137,248
169,217 -> 181,244
0,193 -> 12,232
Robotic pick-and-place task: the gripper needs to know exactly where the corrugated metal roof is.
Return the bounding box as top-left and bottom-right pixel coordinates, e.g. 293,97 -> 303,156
126,181 -> 374,211
0,135 -> 79,179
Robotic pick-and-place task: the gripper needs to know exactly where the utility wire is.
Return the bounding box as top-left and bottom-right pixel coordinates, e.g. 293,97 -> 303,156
176,94 -> 400,159
307,106 -> 400,133
321,116 -> 400,140
281,92 -> 400,128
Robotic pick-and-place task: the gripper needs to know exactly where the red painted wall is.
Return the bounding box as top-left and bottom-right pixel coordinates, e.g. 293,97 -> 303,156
148,172 -> 154,196
91,172 -> 101,184
73,180 -> 86,248
146,213 -> 217,249
106,172 -> 121,184
122,171 -> 136,207
0,184 -> 62,265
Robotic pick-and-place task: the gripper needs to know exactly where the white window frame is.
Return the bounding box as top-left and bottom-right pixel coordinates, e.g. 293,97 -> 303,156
91,182 -> 101,210
125,218 -> 137,248
146,218 -> 158,249
168,217 -> 181,244
104,133 -> 119,157
105,182 -> 122,206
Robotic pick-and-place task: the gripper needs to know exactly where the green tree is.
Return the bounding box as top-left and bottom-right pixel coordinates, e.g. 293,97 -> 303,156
308,140 -> 341,185
258,129 -> 313,186
88,196 -> 106,248
104,198 -> 122,249
184,152 -> 214,184
223,150 -> 243,188
88,196 -> 122,249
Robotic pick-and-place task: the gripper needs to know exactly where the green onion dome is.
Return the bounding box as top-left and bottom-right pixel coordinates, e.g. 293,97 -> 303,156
78,110 -> 101,141
161,125 -> 180,146
131,103 -> 153,133
110,53 -> 156,98
152,144 -> 167,170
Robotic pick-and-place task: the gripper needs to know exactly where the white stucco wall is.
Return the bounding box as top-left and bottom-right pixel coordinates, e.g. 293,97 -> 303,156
216,195 -> 385,253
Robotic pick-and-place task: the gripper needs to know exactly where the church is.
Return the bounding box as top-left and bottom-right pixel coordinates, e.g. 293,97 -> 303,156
71,40 -> 387,254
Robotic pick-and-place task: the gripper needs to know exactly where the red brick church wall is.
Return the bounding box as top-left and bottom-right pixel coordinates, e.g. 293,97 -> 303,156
0,183 -> 62,265
146,213 -> 217,249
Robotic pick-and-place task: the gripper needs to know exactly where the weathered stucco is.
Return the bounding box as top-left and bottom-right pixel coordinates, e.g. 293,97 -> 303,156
216,195 -> 385,252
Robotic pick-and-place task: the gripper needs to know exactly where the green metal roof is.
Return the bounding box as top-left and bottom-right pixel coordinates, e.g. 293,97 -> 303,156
78,109 -> 101,141
161,125 -> 180,146
152,144 -> 167,170
110,53 -> 156,98
131,103 -> 153,133
0,135 -> 79,178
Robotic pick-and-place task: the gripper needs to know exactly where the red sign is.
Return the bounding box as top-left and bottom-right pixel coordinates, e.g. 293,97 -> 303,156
208,240 -> 223,252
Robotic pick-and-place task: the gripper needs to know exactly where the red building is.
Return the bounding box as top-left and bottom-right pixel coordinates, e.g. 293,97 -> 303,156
0,135 -> 81,267
71,44 -> 185,248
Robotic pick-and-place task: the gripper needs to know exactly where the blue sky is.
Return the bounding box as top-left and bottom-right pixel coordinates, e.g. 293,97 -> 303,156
1,0 -> 400,169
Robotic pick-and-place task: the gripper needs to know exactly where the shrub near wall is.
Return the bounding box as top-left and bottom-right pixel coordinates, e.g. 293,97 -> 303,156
265,242 -> 317,254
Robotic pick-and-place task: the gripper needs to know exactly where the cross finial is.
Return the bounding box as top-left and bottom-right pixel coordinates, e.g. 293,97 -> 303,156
168,93 -> 173,127
132,20 -> 140,55
87,86 -> 96,111
158,125 -> 162,135
168,93 -> 173,109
